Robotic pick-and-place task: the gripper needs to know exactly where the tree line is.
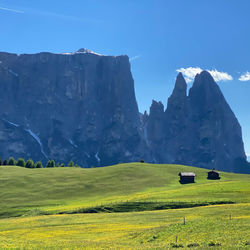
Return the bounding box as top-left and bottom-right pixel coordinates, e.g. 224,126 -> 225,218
0,157 -> 80,168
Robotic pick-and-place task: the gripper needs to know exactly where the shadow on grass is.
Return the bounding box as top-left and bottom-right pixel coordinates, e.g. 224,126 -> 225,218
60,200 -> 234,214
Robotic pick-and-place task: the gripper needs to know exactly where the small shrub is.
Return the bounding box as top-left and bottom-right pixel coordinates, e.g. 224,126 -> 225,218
140,159 -> 145,163
170,243 -> 184,248
60,163 -> 65,167
147,235 -> 158,242
0,158 -> 2,165
187,243 -> 200,248
208,241 -> 221,247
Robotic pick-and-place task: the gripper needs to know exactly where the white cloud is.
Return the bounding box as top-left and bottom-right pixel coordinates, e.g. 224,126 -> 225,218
1,6 -> 98,24
177,67 -> 202,83
130,55 -> 141,62
0,6 -> 24,14
239,72 -> 250,81
208,69 -> 233,82
177,67 -> 233,83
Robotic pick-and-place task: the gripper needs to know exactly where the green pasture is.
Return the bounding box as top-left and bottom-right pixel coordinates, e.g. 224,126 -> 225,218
0,163 -> 249,249
0,204 -> 249,249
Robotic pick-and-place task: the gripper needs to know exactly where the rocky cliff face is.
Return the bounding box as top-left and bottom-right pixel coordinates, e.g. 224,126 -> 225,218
0,49 -> 147,167
146,71 -> 247,172
0,49 -> 248,172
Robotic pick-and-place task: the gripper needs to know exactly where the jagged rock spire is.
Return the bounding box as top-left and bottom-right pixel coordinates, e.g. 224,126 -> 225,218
187,70 -> 246,171
144,71 -> 247,172
149,100 -> 164,115
170,72 -> 187,100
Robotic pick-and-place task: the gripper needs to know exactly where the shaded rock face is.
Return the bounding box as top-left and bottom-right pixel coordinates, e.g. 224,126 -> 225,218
0,50 -> 247,172
187,71 -> 246,171
146,71 -> 247,172
0,50 -> 147,166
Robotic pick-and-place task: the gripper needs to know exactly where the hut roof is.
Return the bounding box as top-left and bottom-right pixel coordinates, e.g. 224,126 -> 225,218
178,172 -> 196,177
207,170 -> 219,174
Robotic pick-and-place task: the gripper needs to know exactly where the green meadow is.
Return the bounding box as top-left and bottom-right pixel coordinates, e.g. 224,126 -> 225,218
0,163 -> 249,249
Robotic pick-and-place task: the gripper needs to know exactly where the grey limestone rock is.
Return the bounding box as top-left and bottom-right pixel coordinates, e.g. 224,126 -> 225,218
0,50 -> 147,167
0,50 -> 247,172
146,70 -> 247,172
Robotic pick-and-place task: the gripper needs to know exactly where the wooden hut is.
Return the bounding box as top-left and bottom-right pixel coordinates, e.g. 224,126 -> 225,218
178,172 -> 195,184
207,170 -> 220,180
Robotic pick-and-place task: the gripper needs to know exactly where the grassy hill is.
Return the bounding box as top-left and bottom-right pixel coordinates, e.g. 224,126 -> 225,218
0,163 -> 249,249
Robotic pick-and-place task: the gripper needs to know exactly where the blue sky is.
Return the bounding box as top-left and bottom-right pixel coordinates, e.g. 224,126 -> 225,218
0,0 -> 250,156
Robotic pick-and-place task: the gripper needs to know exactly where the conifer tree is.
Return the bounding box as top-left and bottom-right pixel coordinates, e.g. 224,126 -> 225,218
50,160 -> 55,168
68,160 -> 74,167
25,159 -> 34,168
46,160 -> 51,168
17,158 -> 25,167
46,160 -> 55,168
8,157 -> 16,166
35,161 -> 43,168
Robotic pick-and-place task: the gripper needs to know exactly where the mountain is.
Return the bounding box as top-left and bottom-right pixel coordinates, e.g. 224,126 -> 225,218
0,49 -> 248,172
0,49 -> 147,167
145,71 -> 248,173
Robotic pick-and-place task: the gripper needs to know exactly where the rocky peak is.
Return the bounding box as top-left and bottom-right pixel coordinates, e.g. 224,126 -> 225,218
166,72 -> 187,114
146,100 -> 165,147
170,72 -> 187,100
187,70 -> 246,171
140,111 -> 149,125
149,100 -> 164,115
76,48 -> 92,53
189,70 -> 223,106
143,70 -> 247,172
75,48 -> 101,55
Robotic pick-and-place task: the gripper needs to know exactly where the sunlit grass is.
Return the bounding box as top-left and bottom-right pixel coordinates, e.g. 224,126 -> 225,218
0,163 -> 249,248
0,163 -> 249,217
0,204 -> 249,249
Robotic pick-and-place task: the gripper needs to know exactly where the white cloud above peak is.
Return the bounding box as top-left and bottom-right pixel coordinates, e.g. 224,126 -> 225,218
176,67 -> 202,83
177,67 -> 233,83
239,72 -> 250,81
208,69 -> 233,82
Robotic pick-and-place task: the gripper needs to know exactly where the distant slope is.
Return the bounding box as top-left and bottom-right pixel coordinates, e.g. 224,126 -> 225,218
0,163 -> 249,218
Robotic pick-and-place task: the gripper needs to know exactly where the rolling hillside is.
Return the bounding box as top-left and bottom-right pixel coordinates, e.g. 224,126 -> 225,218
0,163 -> 249,249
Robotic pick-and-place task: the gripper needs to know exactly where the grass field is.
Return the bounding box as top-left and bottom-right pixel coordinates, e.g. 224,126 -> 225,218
0,163 -> 250,249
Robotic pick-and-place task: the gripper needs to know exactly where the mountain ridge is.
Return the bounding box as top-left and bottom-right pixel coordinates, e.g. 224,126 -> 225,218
0,50 -> 248,173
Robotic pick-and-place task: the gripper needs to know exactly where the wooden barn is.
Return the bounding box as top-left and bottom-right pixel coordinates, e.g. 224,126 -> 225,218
178,172 -> 196,184
207,170 -> 220,180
